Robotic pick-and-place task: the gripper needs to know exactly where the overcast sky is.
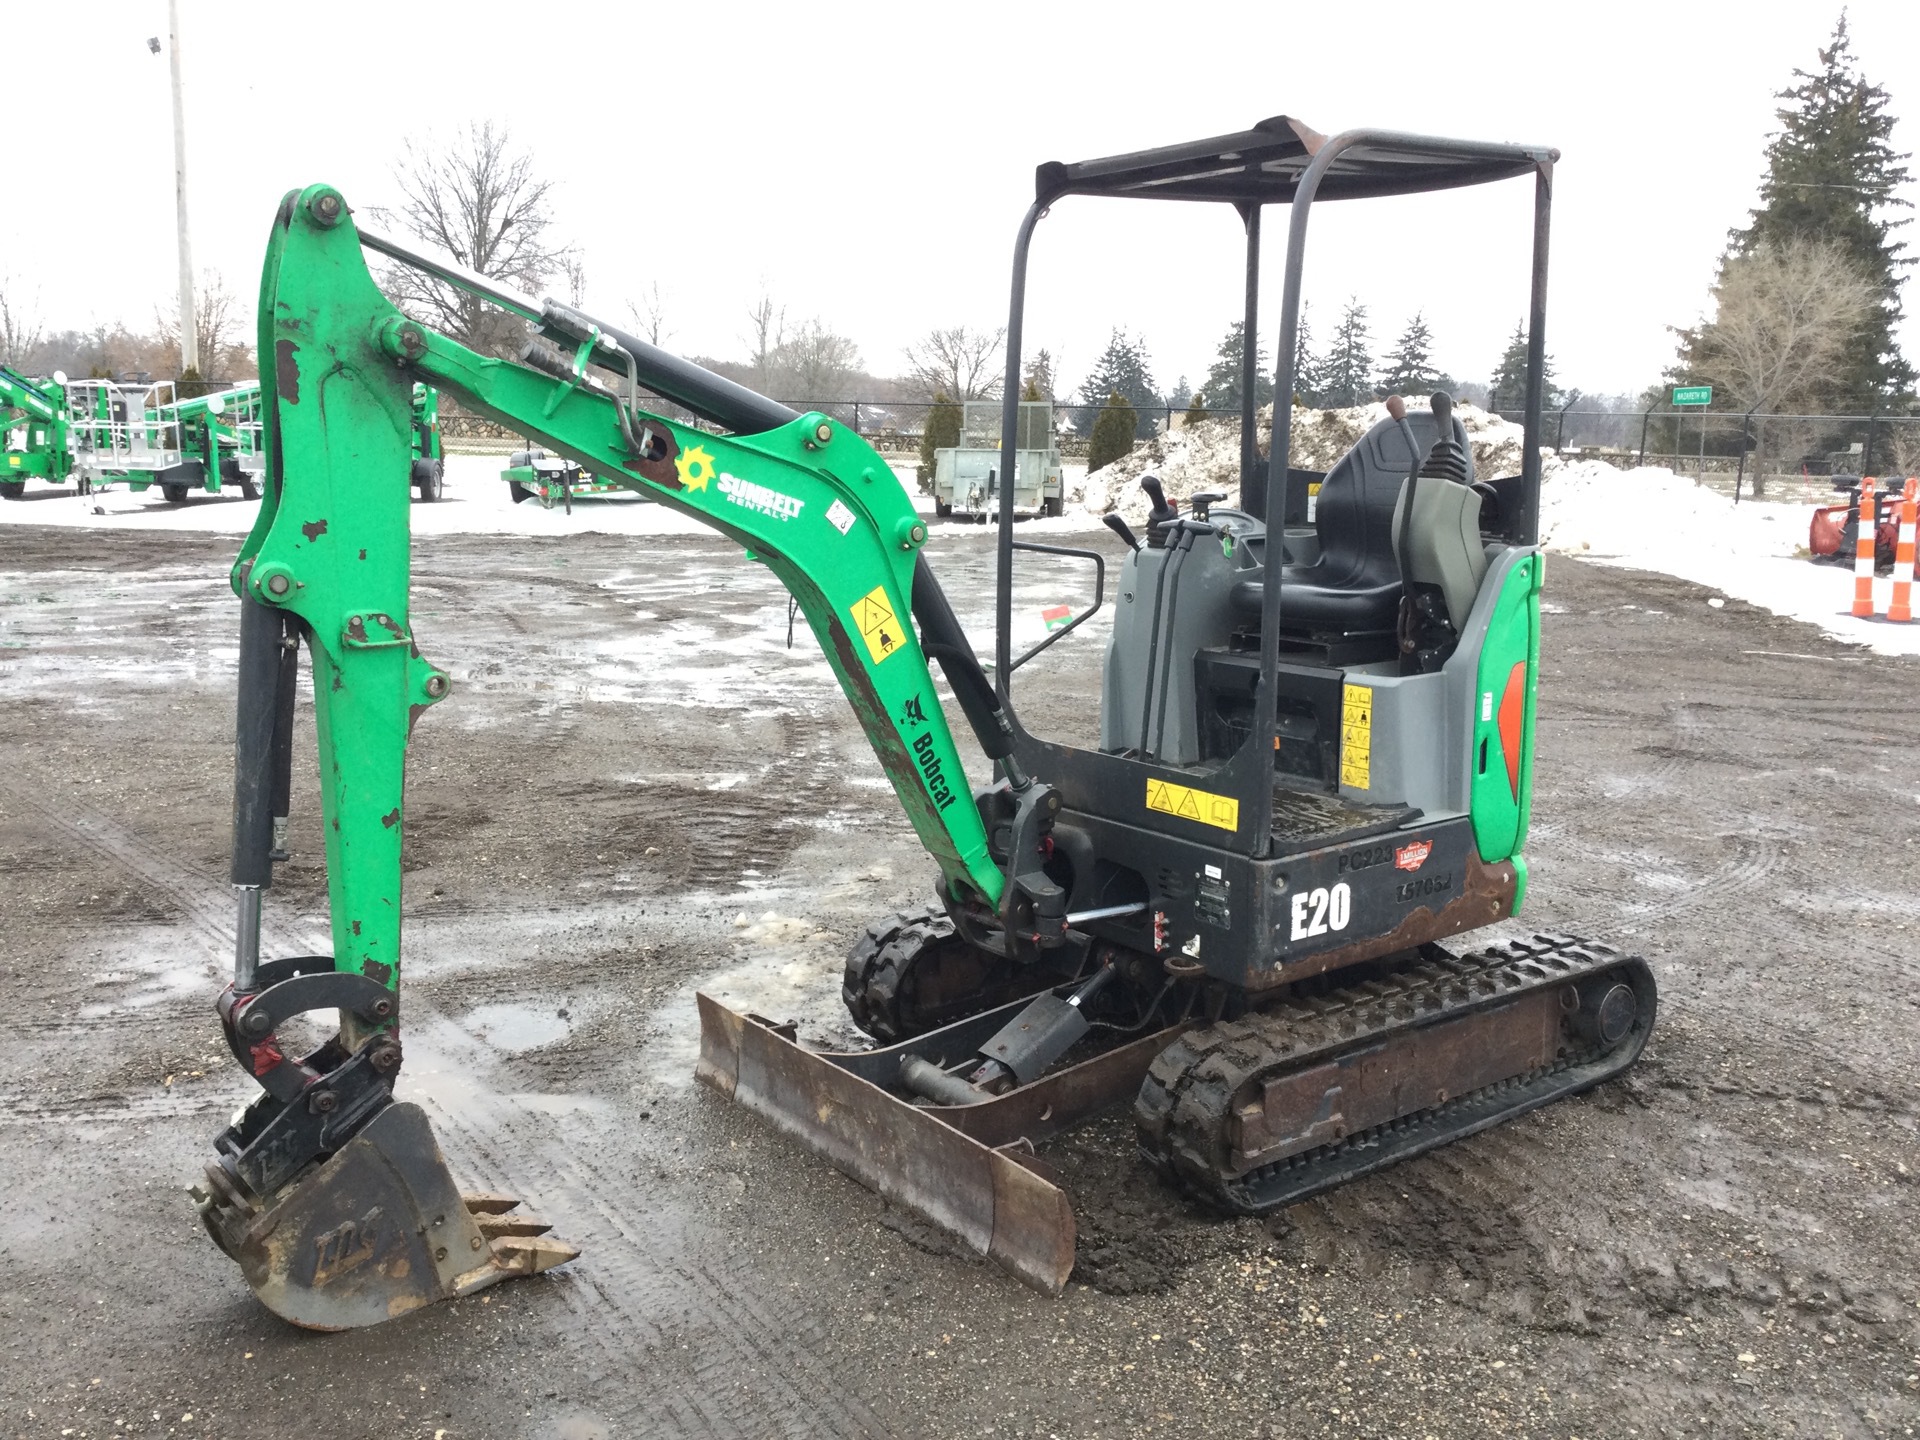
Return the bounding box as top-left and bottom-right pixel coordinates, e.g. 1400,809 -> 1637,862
7,1 -> 1917,401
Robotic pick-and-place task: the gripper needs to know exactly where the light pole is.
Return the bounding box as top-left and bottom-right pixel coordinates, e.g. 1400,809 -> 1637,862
155,2 -> 197,377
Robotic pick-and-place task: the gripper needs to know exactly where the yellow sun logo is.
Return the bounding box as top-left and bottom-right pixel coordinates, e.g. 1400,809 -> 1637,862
675,445 -> 716,492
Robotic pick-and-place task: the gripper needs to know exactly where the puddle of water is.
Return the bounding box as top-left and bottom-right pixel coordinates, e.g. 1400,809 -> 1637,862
462,1002 -> 574,1053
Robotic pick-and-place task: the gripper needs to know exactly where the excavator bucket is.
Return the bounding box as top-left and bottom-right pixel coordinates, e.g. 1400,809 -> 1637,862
695,992 -> 1188,1293
194,1102 -> 576,1331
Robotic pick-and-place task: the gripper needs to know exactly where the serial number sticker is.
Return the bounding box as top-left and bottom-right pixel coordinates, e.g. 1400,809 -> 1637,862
849,585 -> 905,665
1144,778 -> 1239,832
1396,872 -> 1454,904
1340,683 -> 1372,790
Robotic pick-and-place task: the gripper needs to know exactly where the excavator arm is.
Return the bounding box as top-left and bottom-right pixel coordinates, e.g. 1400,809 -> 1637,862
198,184 -> 1037,1327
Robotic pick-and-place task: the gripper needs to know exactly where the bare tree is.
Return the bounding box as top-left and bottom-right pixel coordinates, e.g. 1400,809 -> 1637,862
628,282 -> 670,347
379,121 -> 571,357
770,319 -> 862,404
1688,237 -> 1874,494
0,275 -> 44,369
558,255 -> 588,308
903,325 -> 1005,401
156,269 -> 251,381
743,292 -> 786,392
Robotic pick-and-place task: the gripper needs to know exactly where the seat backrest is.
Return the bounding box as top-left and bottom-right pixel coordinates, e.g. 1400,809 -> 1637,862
1310,410 -> 1473,587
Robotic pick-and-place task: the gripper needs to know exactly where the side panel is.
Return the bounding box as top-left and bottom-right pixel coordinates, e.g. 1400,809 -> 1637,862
1468,550 -> 1543,863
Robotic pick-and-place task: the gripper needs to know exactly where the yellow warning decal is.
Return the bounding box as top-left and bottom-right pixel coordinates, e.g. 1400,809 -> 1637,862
1340,682 -> 1372,790
850,585 -> 906,665
1144,778 -> 1240,832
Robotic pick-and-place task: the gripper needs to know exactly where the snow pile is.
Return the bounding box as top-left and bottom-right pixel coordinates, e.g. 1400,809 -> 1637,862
1537,460 -> 1920,657
1537,461 -> 1740,560
1074,401 -> 1528,523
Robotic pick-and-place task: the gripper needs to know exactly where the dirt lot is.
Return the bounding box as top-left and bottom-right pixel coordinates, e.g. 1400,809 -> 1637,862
1,520 -> 1917,1440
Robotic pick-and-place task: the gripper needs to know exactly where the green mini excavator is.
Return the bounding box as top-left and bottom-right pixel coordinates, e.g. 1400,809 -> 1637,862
196,118 -> 1654,1329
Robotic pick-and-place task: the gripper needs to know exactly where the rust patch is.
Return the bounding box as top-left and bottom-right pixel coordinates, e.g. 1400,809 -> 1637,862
351,920 -> 362,936
361,958 -> 392,987
301,519 -> 328,542
380,808 -> 400,829
275,340 -> 301,404
1250,854 -> 1517,991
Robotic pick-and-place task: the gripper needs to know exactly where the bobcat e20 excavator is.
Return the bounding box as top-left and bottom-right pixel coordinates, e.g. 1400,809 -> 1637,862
195,117 -> 1655,1329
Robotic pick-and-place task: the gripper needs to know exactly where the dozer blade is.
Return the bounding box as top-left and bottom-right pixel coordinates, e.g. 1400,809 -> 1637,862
195,1102 -> 577,1331
696,991 -> 1188,1294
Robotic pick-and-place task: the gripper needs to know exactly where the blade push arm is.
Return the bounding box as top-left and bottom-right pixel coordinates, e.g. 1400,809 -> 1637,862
233,183 -> 1008,1002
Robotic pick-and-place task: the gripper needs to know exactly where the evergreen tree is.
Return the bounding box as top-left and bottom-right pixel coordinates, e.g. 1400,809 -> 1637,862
1022,349 -> 1056,402
1201,321 -> 1274,417
1184,390 -> 1208,426
1488,321 -> 1559,413
1318,298 -> 1375,408
1724,15 -> 1912,405
1291,301 -> 1321,406
1078,329 -> 1159,437
1087,391 -> 1137,472
1022,377 -> 1043,403
1376,312 -> 1449,397
917,389 -> 962,488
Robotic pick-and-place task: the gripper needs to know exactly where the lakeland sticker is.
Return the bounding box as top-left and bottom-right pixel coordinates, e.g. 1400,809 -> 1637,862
1144,778 -> 1239,832
718,473 -> 803,521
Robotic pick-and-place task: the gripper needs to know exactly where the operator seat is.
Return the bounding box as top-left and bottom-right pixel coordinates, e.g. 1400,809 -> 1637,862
1230,406 -> 1477,635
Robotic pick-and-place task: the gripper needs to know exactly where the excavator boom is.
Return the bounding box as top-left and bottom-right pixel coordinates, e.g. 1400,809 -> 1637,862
199,184 -> 1023,1327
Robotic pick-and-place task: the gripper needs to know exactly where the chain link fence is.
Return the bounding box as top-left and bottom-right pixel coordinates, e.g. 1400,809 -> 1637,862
1487,406 -> 1920,499
440,391 -> 1920,502
438,395 -> 1215,460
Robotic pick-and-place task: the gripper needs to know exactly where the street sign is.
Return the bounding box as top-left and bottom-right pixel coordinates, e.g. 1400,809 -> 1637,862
1671,385 -> 1712,407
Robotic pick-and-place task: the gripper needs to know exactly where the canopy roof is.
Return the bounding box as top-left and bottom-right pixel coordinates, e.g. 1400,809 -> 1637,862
1034,116 -> 1554,207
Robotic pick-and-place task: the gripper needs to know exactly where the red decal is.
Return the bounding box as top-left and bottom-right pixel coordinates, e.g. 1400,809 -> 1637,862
1497,660 -> 1528,799
1394,840 -> 1432,872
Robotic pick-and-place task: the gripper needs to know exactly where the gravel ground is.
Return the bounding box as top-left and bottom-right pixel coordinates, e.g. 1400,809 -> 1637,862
1,521 -> 1916,1440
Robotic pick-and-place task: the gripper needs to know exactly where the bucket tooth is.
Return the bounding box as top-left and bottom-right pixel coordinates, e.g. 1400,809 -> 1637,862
462,1192 -> 524,1215
484,1234 -> 581,1279
475,1213 -> 557,1239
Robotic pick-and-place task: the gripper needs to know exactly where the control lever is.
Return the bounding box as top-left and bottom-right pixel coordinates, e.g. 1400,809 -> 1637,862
1139,474 -> 1178,548
1189,491 -> 1226,522
1102,513 -> 1141,551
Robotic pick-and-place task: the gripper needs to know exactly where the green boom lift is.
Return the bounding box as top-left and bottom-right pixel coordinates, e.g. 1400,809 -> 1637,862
198,120 -> 1655,1330
1,365 -> 71,499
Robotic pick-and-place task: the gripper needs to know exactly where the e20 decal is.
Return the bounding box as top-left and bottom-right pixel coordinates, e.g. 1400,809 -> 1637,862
1289,882 -> 1351,941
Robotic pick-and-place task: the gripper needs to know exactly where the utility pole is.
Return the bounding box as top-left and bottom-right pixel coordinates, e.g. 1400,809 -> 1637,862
166,0 -> 198,376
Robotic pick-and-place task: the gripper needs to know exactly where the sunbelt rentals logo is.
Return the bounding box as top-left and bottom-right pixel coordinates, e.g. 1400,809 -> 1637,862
718,472 -> 803,521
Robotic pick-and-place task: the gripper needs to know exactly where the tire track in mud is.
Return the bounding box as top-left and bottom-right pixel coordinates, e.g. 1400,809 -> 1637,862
10,779 -> 895,1440
399,1012 -> 892,1440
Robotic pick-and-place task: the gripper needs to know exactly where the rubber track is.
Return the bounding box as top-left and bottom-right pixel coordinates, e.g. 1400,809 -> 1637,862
1135,933 -> 1655,1214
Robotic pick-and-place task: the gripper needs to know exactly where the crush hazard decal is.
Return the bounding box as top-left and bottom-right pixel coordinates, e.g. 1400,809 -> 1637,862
1144,778 -> 1239,832
1340,683 -> 1372,789
849,585 -> 905,665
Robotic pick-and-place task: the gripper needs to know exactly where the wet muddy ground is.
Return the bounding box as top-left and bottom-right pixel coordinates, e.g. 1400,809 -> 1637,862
1,522 -> 1917,1440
